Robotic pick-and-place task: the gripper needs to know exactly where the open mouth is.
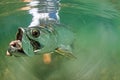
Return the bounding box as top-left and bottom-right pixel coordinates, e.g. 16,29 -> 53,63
7,28 -> 42,56
6,28 -> 24,56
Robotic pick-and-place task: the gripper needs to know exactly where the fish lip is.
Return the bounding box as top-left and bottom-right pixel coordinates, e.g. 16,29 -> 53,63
7,40 -> 26,56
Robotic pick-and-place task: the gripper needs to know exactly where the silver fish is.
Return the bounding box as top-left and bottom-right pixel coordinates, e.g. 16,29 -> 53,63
7,25 -> 75,58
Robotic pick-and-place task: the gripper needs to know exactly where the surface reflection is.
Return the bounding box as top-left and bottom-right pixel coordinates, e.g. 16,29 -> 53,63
20,0 -> 60,27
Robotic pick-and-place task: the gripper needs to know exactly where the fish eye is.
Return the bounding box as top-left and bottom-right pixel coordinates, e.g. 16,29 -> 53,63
31,29 -> 40,38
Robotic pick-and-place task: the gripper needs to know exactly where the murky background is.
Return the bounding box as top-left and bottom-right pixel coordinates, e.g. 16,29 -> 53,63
0,0 -> 120,80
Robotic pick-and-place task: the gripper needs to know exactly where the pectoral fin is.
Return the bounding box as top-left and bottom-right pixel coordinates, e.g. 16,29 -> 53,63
55,48 -> 76,59
43,53 -> 52,64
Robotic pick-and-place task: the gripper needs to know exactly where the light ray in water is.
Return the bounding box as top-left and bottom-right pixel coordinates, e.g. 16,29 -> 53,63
1,0 -> 120,80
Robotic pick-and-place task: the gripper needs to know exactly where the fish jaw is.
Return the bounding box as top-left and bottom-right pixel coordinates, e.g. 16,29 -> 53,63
6,28 -> 27,56
7,40 -> 27,57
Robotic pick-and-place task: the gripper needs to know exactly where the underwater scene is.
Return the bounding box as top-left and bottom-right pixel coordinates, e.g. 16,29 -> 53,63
0,0 -> 120,80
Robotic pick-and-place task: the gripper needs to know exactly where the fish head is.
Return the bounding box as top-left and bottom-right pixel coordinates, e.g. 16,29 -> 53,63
7,26 -> 58,57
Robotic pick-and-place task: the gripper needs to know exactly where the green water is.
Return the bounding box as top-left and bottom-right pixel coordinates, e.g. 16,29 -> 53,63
0,0 -> 120,80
